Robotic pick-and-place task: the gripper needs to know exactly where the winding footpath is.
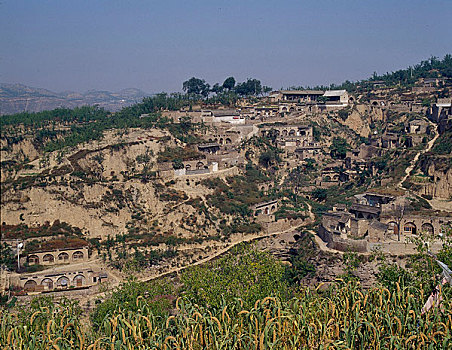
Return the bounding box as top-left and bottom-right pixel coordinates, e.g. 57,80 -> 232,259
397,119 -> 439,188
77,203 -> 316,307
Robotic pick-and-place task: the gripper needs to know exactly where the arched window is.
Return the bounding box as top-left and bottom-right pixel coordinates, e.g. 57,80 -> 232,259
43,254 -> 55,263
41,278 -> 54,290
72,251 -> 84,260
271,205 -> 276,212
58,252 -> 69,262
289,129 -> 296,136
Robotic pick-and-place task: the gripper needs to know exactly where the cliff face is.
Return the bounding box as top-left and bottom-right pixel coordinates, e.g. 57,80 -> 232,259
0,129 -> 219,240
417,154 -> 452,200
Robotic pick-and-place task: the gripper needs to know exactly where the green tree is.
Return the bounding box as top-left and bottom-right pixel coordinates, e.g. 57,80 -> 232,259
235,79 -> 262,97
210,83 -> 223,94
330,137 -> 350,159
259,150 -> 278,168
180,244 -> 290,309
222,76 -> 236,91
311,188 -> 327,201
182,77 -> 210,98
0,242 -> 16,271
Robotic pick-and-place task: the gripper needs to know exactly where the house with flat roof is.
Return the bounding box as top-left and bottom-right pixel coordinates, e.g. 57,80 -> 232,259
270,90 -> 324,103
323,90 -> 349,105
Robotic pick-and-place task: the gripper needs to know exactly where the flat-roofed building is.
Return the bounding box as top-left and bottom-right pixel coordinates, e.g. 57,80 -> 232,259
323,90 -> 349,105
270,90 -> 324,103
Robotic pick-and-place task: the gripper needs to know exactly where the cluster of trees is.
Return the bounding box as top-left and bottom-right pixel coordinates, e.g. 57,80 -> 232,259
288,54 -> 452,92
1,93 -> 199,152
368,54 -> 452,85
0,106 -> 109,129
182,76 -> 272,100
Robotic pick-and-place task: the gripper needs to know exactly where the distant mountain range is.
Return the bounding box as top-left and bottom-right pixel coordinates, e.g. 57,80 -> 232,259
0,83 -> 152,115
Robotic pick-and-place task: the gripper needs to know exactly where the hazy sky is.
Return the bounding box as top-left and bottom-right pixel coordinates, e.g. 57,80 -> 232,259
1,0 -> 451,93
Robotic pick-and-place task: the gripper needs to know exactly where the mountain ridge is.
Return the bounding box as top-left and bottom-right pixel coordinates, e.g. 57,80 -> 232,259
0,83 -> 152,115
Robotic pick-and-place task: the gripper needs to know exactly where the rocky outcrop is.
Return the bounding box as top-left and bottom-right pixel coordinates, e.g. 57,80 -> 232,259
417,154 -> 452,200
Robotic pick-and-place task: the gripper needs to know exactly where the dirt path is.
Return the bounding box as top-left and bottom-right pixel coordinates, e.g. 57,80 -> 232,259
80,204 -> 316,304
398,120 -> 439,188
140,227 -> 301,282
396,120 -> 449,211
141,202 -> 316,282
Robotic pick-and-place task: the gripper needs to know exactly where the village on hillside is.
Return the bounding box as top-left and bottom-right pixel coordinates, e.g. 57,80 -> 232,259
1,67 -> 451,307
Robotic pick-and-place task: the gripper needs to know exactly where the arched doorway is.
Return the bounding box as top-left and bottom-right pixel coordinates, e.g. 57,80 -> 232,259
41,278 -> 54,291
388,221 -> 398,235
421,223 -> 434,234
403,222 -> 417,235
28,255 -> 39,265
196,161 -> 204,170
56,276 -> 70,288
43,254 -> 55,264
72,251 -> 84,261
58,252 -> 69,262
73,275 -> 86,287
24,280 -> 37,291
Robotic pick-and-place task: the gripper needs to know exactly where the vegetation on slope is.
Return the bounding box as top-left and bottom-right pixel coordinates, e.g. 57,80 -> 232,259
2,232 -> 451,348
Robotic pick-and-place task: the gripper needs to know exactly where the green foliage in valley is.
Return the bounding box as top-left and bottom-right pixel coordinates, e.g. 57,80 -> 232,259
181,244 -> 289,309
202,164 -> 271,217
157,146 -> 204,163
329,137 -> 350,159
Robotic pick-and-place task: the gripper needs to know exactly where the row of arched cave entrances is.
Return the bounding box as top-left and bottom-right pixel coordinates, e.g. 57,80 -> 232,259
207,137 -> 232,145
387,221 -> 435,235
185,162 -> 208,171
27,251 -> 85,265
23,274 -> 86,291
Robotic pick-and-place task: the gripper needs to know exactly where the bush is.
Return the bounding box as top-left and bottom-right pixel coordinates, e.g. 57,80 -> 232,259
180,244 -> 290,309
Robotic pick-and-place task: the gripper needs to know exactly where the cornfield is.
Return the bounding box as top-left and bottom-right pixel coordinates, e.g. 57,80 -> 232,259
1,281 -> 451,349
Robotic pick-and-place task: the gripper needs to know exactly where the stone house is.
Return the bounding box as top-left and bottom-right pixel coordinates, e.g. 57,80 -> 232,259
13,268 -> 108,292
408,119 -> 429,134
25,246 -> 89,267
